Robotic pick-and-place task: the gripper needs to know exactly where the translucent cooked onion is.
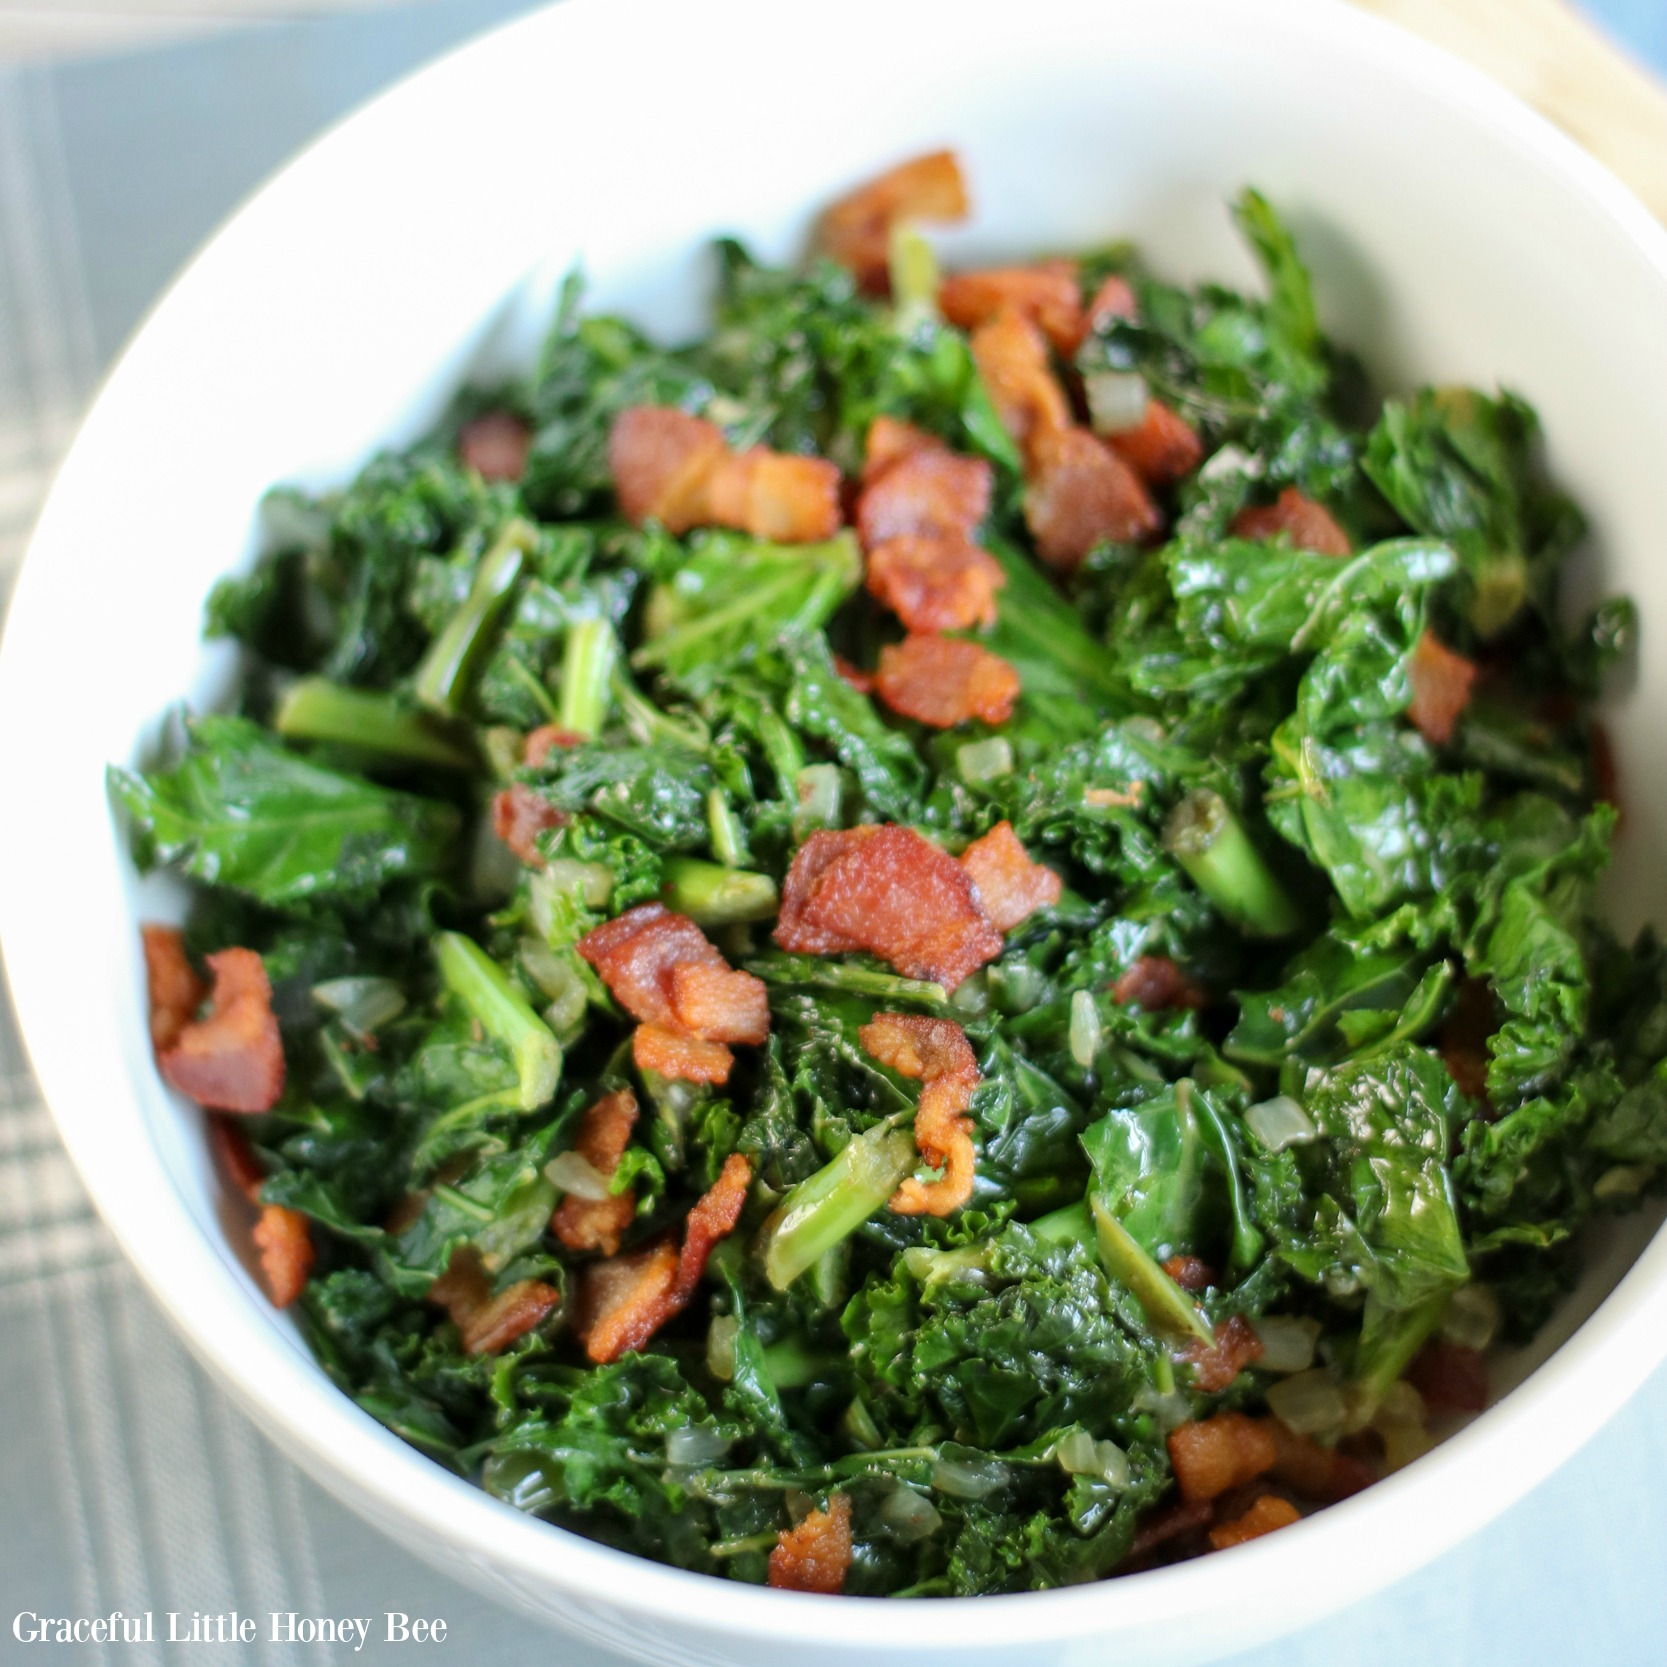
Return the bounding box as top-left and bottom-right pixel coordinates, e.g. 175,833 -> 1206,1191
879,1485 -> 943,1543
1085,370 -> 1149,435
1198,442 -> 1260,483
666,1426 -> 732,1468
1442,1284 -> 1501,1351
1069,989 -> 1103,1069
1252,1314 -> 1322,1374
1267,1368 -> 1349,1439
1245,1095 -> 1317,1152
528,861 -> 613,940
930,1456 -> 1008,1499
1371,1381 -> 1431,1474
1132,1386 -> 1191,1432
311,976 -> 406,1036
520,939 -> 588,1034
1054,1428 -> 1132,1489
795,764 -> 842,833
958,736 -> 1015,785
706,1314 -> 739,1383
543,1150 -> 612,1202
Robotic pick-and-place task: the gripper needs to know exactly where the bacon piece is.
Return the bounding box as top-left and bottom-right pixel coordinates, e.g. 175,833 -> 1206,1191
1112,956 -> 1208,1011
430,1249 -> 560,1356
1208,1494 -> 1301,1551
1183,1315 -> 1266,1393
1024,425 -> 1160,569
860,1013 -> 981,1217
1163,1254 -> 1217,1293
207,1114 -> 267,1201
1406,1340 -> 1489,1413
1086,272 -> 1138,327
633,1023 -> 735,1084
970,308 -> 1071,459
608,406 -> 727,532
1125,1496 -> 1213,1565
143,924 -> 206,1055
524,725 -> 584,767
856,446 -> 992,548
862,416 -> 940,484
552,1088 -> 639,1257
865,535 -> 1005,633
939,260 -> 1086,356
818,149 -> 969,293
775,824 -> 1004,989
1168,1413 -> 1279,1503
1230,486 -> 1351,558
457,409 -> 532,482
706,449 -> 843,543
251,1205 -> 316,1309
768,1493 -> 853,1594
959,821 -> 1060,930
578,1156 -> 753,1363
1104,399 -> 1204,487
1407,631 -> 1478,746
577,903 -> 727,1030
158,948 -> 284,1114
1439,977 -> 1495,1106
1267,1422 -> 1374,1503
668,963 -> 770,1046
832,654 -> 875,695
492,783 -> 565,867
875,634 -> 1020,729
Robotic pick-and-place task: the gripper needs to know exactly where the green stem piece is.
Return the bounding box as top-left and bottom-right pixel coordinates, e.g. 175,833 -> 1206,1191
273,678 -> 475,770
434,931 -> 562,1111
558,617 -> 619,740
1091,1196 -> 1215,1346
1164,788 -> 1301,938
660,856 -> 778,926
413,518 -> 537,714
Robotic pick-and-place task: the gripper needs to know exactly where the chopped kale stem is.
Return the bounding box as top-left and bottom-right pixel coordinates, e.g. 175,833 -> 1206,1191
116,159 -> 1663,1598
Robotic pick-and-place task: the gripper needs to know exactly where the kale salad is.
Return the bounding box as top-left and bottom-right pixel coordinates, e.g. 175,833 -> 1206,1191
112,150 -> 1661,1596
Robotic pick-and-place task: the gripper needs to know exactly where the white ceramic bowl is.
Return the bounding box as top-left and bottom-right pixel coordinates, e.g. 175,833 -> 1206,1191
4,0 -> 1667,1661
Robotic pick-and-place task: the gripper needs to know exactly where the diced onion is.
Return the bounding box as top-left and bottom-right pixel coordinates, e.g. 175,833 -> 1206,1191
1594,1162 -> 1656,1200
528,862 -> 612,940
1085,370 -> 1149,435
794,764 -> 842,833
1442,1284 -> 1501,1352
1252,1314 -> 1322,1375
666,1426 -> 732,1468
930,1456 -> 1008,1499
543,1150 -> 612,1202
520,940 -> 588,1035
1371,1380 -> 1431,1474
706,1315 -> 739,1383
1199,443 -> 1261,483
957,737 -> 1014,785
1132,1386 -> 1191,1432
1245,1095 -> 1317,1152
1069,989 -> 1103,1069
879,1485 -> 943,1543
1267,1368 -> 1349,1439
311,976 -> 406,1037
1055,1428 -> 1132,1489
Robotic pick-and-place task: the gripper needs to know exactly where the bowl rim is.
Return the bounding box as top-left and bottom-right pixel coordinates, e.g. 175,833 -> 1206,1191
5,0 -> 1667,1650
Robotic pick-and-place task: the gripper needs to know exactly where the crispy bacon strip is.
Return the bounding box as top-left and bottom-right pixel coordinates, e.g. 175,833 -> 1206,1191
860,1013 -> 981,1216
866,535 -> 1006,633
775,824 -> 1004,990
1167,1413 -> 1279,1503
633,1023 -> 735,1085
1231,487 -> 1351,557
1406,1340 -> 1489,1413
1183,1315 -> 1266,1394
969,308 -> 1071,460
856,442 -> 992,548
768,1493 -> 854,1594
818,149 -> 969,293
705,449 -> 843,544
492,783 -> 565,867
1267,1422 -> 1375,1503
940,260 -> 1086,356
1112,955 -> 1208,1011
524,725 -> 584,767
430,1248 -> 560,1356
667,963 -> 770,1045
959,821 -> 1060,930
1407,631 -> 1478,746
552,1088 -> 640,1257
1208,1494 -> 1301,1551
862,416 -> 940,483
1104,399 -> 1203,487
578,1155 -> 753,1363
158,948 -> 284,1114
206,1116 -> 315,1309
457,409 -> 532,482
1024,424 -> 1159,569
875,633 -> 1020,728
143,924 -> 206,1054
576,902 -> 726,1030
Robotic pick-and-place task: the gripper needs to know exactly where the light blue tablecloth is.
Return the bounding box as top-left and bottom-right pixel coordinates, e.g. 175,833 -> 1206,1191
0,3 -> 1662,1661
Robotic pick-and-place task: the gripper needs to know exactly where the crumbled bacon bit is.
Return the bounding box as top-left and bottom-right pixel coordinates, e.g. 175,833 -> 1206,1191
1439,977 -> 1495,1106
608,405 -> 728,531
457,409 -> 533,482
1406,1340 -> 1489,1413
578,1156 -> 752,1363
969,308 -> 1071,459
1208,1494 -> 1301,1551
705,448 -> 843,544
576,902 -> 725,1030
1184,1315 -> 1266,1393
251,1205 -> 315,1308
866,534 -> 1006,633
552,1088 -> 639,1256
1104,399 -> 1204,487
1267,1422 -> 1375,1503
524,725 -> 584,767
1162,1254 -> 1217,1293
775,825 -> 1004,991
207,1115 -> 267,1202
768,1493 -> 853,1594
1168,1413 -> 1279,1502
1125,1496 -> 1214,1565
860,1013 -> 981,1217
818,149 -> 969,293
143,924 -> 206,1055
633,1023 -> 735,1085
667,962 -> 770,1045
1024,424 -> 1160,568
856,443 -> 992,548
1112,956 -> 1208,1011
832,654 -> 875,694
1086,272 -> 1138,327
862,416 -> 940,484
939,260 -> 1086,356
430,1248 -> 560,1355
157,948 -> 284,1114
959,820 -> 1061,930
875,633 -> 1020,729
1231,486 -> 1351,557
1408,631 -> 1478,746
492,783 -> 565,867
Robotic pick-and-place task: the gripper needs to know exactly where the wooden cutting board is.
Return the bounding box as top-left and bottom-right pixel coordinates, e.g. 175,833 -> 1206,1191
1351,0 -> 1667,222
